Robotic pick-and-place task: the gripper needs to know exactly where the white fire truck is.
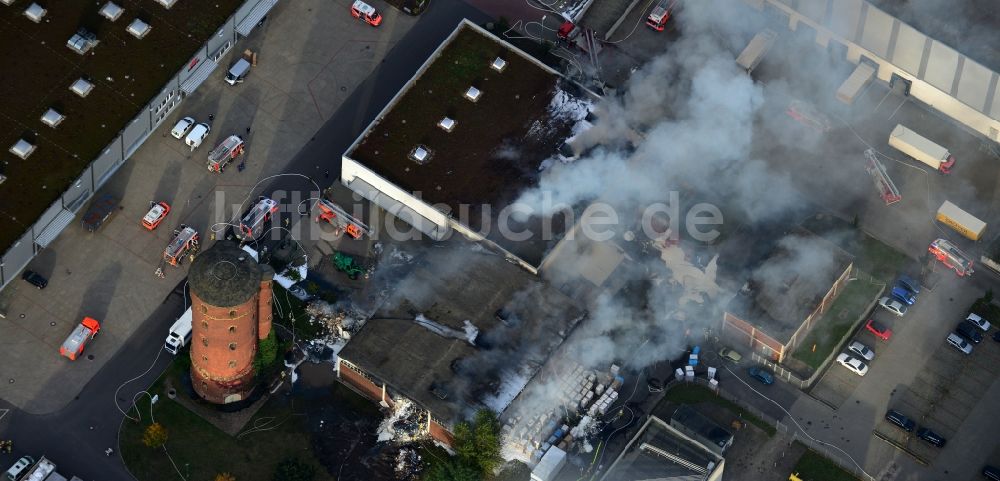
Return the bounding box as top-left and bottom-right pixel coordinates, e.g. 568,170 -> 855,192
928,238 -> 974,277
207,135 -> 245,173
236,196 -> 279,242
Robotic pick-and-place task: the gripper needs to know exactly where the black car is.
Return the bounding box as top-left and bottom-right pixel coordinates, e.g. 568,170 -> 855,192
21,270 -> 47,289
916,428 -> 946,447
994,331 -> 1000,343
956,321 -> 984,344
885,409 -> 916,432
984,465 -> 1000,481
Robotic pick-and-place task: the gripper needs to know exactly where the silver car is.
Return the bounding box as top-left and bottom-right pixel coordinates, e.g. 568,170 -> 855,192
965,313 -> 991,331
170,116 -> 195,139
878,296 -> 907,316
847,340 -> 875,361
946,332 -> 973,354
836,353 -> 869,376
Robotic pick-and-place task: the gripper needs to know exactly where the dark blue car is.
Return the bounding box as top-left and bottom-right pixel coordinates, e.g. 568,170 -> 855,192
748,367 -> 774,385
891,285 -> 916,305
896,274 -> 921,294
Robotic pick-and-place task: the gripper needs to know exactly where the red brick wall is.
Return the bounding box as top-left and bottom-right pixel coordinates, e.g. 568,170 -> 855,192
339,360 -> 385,403
429,419 -> 455,447
722,311 -> 784,361
190,290 -> 260,404
257,279 -> 273,340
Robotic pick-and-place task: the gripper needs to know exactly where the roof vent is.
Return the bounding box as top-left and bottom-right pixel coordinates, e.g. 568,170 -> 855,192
1,0 -> 16,6
127,18 -> 151,39
70,78 -> 94,97
67,29 -> 99,54
154,0 -> 178,8
437,117 -> 456,132
100,2 -> 123,21
41,108 -> 65,128
23,3 -> 45,22
491,57 -> 507,72
10,139 -> 36,160
409,145 -> 432,165
0,174 -> 6,186
464,86 -> 482,103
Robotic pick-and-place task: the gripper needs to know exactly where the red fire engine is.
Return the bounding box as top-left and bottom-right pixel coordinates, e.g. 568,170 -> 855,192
164,225 -> 200,266
928,238 -> 974,277
646,0 -> 676,31
207,135 -> 245,173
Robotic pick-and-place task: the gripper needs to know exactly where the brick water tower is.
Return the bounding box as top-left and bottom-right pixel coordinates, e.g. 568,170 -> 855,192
188,241 -> 274,404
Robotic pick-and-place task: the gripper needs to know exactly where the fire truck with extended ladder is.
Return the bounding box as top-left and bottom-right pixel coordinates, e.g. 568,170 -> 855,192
207,135 -> 245,173
928,238 -> 974,276
646,0 -> 676,31
315,199 -> 370,239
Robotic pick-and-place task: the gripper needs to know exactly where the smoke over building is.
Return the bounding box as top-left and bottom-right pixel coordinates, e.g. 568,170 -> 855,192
188,241 -> 274,404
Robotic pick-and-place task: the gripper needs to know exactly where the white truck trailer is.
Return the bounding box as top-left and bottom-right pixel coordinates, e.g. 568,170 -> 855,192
736,29 -> 777,74
936,201 -> 986,241
888,124 -> 955,173
164,307 -> 193,355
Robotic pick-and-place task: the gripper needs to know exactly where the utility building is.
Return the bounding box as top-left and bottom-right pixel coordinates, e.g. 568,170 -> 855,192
188,241 -> 274,404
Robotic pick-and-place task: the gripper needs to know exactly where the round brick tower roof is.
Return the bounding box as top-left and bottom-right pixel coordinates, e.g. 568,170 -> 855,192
189,241 -> 261,307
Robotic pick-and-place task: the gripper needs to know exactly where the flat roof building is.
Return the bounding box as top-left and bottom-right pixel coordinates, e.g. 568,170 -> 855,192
601,415 -> 725,481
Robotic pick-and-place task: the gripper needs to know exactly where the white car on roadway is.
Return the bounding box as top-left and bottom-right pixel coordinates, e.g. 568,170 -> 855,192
170,116 -> 195,139
836,353 -> 869,376
847,340 -> 875,361
965,313 -> 991,331
878,296 -> 907,316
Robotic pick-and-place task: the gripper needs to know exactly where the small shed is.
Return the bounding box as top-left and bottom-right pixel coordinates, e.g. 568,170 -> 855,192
127,18 -> 151,39
99,2 -> 123,21
24,3 -> 45,22
10,139 -> 36,160
154,0 -> 178,8
41,108 -> 65,128
70,78 -> 94,97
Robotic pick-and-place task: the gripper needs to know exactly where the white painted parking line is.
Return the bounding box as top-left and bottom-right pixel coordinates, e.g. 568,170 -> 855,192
0,409 -> 8,422
887,98 -> 907,122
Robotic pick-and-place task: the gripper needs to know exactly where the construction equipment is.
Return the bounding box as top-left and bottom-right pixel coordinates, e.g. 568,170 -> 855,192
236,196 -> 279,242
207,135 -> 245,173
331,252 -> 364,280
864,149 -> 902,205
936,201 -> 986,240
315,199 -> 370,239
164,225 -> 200,266
60,317 -> 101,360
928,238 -> 974,277
888,124 -> 955,173
646,0 -> 676,31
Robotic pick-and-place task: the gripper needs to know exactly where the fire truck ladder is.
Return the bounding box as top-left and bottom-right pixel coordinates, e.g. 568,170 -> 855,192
864,149 -> 901,205
317,200 -> 371,238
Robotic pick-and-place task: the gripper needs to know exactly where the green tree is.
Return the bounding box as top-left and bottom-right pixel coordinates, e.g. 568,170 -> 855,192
254,331 -> 278,374
272,457 -> 315,481
424,457 -> 481,481
450,409 -> 502,475
142,422 -> 168,448
214,473 -> 236,481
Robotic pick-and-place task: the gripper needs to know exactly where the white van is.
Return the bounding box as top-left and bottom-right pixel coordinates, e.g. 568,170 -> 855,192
185,123 -> 211,151
225,58 -> 251,85
4,456 -> 35,481
164,307 -> 193,355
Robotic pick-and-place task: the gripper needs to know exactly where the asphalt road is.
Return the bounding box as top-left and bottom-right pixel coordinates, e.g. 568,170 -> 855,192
0,2 -> 490,480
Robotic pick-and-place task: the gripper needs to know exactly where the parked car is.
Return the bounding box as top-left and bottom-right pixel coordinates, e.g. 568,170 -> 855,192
965,313 -> 991,331
885,409 -> 916,432
890,285 -> 916,305
719,347 -> 743,363
877,296 -> 907,316
747,366 -> 774,385
916,427 -> 946,447
896,274 -> 921,294
170,116 -> 195,139
847,340 -> 875,361
946,332 -> 973,354
956,321 -> 983,344
21,270 -> 47,289
984,465 -> 1000,481
4,456 -> 35,481
836,353 -> 869,376
865,319 -> 892,341
185,122 -> 211,150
